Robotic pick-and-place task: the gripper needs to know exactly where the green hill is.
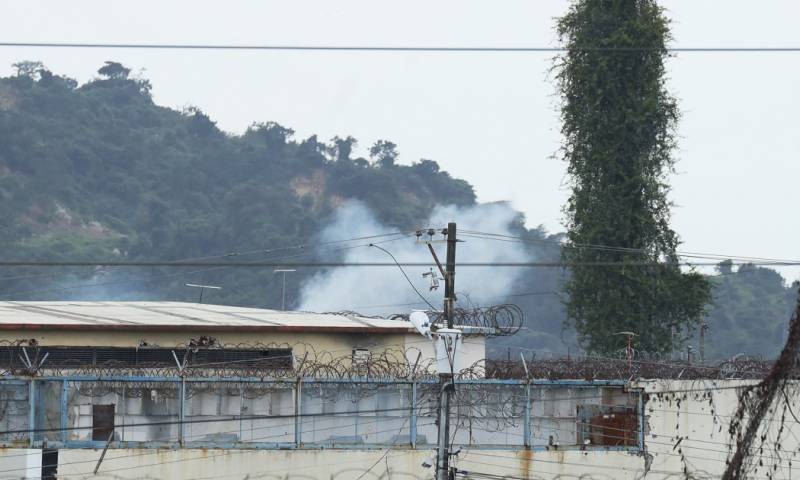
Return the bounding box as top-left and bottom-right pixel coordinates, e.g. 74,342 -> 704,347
0,61 -> 483,306
699,263 -> 797,360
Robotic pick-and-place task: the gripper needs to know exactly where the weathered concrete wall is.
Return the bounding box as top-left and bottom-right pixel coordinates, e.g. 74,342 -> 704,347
0,449 -> 39,479
4,448 -> 643,480
634,379 -> 799,479
403,333 -> 485,372
5,380 -> 794,479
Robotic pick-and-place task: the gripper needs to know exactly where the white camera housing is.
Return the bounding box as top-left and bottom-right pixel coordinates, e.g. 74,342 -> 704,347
409,310 -> 432,339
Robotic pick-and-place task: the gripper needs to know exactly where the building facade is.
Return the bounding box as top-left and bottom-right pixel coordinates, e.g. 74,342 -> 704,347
1,377 -> 790,479
0,301 -> 486,376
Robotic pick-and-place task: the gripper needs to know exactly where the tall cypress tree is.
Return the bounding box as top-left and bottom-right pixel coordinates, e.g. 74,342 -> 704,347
556,0 -> 710,354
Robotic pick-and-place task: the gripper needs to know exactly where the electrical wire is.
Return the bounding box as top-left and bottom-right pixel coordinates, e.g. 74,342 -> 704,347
0,382 -> 774,438
0,231 -> 408,283
368,243 -> 438,310
23,450 -> 418,480
480,417 -> 797,462
6,384 -> 799,477
9,386 -> 796,478
462,441 -> 800,476
352,416 -> 412,480
17,420 -> 792,480
0,419 -> 433,476
459,230 -> 800,266
0,388 -> 631,439
2,42 -> 800,52
314,291 -> 559,311
2,260 -> 799,268
0,234 -> 413,299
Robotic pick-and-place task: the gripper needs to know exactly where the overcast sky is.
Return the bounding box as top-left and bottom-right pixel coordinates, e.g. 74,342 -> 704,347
1,1 -> 799,280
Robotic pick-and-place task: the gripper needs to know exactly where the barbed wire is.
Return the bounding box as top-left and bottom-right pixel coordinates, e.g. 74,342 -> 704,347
1,339 -> 781,382
485,355 -> 774,381
0,341 -> 454,380
387,304 -> 525,336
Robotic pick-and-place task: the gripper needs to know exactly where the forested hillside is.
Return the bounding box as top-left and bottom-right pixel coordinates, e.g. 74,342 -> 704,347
0,62 -> 483,303
0,62 -> 794,360
701,263 -> 797,360
0,62 -> 564,315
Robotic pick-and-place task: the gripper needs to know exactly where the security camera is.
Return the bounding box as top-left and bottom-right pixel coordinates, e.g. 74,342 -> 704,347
410,311 -> 432,339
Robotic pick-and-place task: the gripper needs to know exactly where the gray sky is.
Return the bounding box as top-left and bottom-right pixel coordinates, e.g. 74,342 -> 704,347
2,0 -> 799,279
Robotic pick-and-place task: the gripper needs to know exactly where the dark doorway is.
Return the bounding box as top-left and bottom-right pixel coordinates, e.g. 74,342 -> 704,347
41,449 -> 58,480
92,404 -> 115,441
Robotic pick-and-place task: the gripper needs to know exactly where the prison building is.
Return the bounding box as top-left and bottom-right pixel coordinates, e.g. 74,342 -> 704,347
0,301 -> 486,372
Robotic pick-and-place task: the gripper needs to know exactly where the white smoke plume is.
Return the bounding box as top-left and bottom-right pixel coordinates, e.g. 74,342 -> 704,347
298,201 -> 533,314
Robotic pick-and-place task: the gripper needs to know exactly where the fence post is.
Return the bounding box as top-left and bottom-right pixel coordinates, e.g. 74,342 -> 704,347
61,379 -> 68,444
179,378 -> 186,447
524,382 -> 531,448
410,381 -> 417,449
637,389 -> 645,449
28,380 -> 35,447
294,378 -> 303,448
239,384 -> 244,442
121,384 -> 126,441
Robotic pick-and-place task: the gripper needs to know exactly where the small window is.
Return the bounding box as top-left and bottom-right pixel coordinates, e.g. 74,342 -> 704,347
577,405 -> 638,446
92,404 -> 115,441
352,348 -> 371,364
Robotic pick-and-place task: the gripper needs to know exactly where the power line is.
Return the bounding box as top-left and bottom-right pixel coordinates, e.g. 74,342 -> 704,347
368,243 -> 438,310
346,291 -> 559,310
5,380 -> 794,478
2,42 -> 800,52
0,418 -> 431,476
0,403 -> 422,437
0,406 -> 708,476
0,231 -> 409,283
455,452 -> 758,480
0,382 -> 766,438
1,260 -> 799,268
460,230 -> 800,265
0,389 -> 635,438
16,416 -> 789,479
0,234 -> 413,299
25,449 -> 417,480
6,382 -> 793,478
487,416 -> 799,461
4,230 -> 793,275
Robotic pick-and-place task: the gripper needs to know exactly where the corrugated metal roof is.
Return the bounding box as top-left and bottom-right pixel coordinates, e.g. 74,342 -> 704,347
0,301 -> 415,333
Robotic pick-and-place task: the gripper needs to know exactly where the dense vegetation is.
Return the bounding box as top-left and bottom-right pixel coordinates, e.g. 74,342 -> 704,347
555,0 -> 711,354
701,263 -> 798,360
0,61 -> 479,304
0,61 -> 793,360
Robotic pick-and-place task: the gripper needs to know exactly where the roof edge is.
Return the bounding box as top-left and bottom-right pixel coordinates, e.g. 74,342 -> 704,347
0,323 -> 415,334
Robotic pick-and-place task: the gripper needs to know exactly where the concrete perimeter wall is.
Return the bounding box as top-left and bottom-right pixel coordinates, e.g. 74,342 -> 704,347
4,379 -> 796,479
0,448 -> 645,480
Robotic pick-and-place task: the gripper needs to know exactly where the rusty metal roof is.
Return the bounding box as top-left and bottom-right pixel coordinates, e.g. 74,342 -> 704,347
0,301 -> 415,333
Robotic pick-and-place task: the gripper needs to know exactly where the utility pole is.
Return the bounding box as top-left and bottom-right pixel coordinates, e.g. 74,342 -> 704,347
444,222 -> 456,328
699,321 -> 708,365
273,269 -> 296,311
436,222 -> 457,480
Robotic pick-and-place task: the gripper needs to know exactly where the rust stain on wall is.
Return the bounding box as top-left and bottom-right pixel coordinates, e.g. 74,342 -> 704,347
519,449 -> 533,478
